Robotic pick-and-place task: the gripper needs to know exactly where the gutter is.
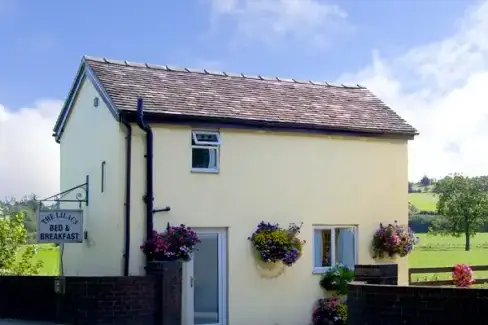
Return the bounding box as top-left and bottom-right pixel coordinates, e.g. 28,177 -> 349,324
135,98 -> 155,256
121,119 -> 132,276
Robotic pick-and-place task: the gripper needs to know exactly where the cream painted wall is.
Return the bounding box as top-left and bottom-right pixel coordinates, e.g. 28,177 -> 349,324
59,77 -> 126,276
127,125 -> 410,325
59,78 -> 410,324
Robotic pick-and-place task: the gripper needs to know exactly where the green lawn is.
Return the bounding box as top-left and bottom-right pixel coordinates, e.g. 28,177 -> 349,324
17,243 -> 60,275
409,233 -> 488,283
408,192 -> 438,211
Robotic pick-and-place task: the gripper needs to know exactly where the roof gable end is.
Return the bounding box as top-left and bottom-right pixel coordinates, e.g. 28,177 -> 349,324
53,57 -> 120,142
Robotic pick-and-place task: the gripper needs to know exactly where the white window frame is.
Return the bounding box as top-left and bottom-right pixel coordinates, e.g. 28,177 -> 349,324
312,225 -> 358,274
191,130 -> 221,173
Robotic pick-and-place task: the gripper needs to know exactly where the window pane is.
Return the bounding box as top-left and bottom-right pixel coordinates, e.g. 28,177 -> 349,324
314,229 -> 331,267
192,148 -> 218,169
194,234 -> 219,325
335,228 -> 356,268
195,132 -> 219,143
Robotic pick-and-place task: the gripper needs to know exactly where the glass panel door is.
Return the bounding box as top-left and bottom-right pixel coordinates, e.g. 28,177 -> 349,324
193,233 -> 220,325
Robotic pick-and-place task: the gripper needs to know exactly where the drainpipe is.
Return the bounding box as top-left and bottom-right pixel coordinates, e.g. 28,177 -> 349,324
121,119 -> 132,276
135,98 -> 155,253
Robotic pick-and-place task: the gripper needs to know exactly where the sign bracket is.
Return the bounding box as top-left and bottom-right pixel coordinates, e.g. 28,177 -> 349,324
38,175 -> 89,209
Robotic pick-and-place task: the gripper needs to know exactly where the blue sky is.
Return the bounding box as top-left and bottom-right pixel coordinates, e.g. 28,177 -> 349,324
0,0 -> 473,108
1,0 -> 488,198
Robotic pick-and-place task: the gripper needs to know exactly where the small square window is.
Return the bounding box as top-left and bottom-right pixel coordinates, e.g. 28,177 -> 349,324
191,131 -> 220,172
313,226 -> 357,273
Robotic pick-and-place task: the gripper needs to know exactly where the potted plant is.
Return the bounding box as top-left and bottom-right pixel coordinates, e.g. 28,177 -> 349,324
312,297 -> 347,325
248,221 -> 305,266
319,264 -> 355,296
452,263 -> 474,287
372,221 -> 419,259
141,223 -> 201,262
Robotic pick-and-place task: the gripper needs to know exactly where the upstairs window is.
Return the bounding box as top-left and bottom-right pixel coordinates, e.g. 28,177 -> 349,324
191,130 -> 221,172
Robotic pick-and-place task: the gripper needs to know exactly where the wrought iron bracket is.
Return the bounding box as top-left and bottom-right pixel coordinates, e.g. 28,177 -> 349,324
38,175 -> 89,209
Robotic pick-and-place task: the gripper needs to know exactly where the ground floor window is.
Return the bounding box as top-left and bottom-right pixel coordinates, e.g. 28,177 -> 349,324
313,226 -> 357,273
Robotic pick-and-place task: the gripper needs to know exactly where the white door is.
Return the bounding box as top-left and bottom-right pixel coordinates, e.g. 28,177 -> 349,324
185,229 -> 227,325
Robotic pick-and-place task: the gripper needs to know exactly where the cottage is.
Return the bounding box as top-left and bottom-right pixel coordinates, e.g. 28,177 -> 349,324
53,56 -> 417,325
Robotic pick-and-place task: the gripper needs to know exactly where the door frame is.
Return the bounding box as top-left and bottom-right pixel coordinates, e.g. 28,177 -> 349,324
183,228 -> 228,325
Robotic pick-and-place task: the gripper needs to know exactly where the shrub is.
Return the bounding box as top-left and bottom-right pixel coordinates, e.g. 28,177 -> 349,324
312,297 -> 347,325
319,264 -> 355,295
372,221 -> 419,258
140,223 -> 200,262
0,212 -> 43,275
248,221 -> 305,266
452,263 -> 474,287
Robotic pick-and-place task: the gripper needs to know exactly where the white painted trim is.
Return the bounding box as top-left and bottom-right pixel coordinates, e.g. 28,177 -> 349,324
184,228 -> 228,325
312,225 -> 358,274
192,130 -> 221,145
191,145 -> 220,173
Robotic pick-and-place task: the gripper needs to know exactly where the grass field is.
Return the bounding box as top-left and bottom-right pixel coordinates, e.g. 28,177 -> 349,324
409,233 -> 488,282
18,243 -> 60,275
408,192 -> 438,211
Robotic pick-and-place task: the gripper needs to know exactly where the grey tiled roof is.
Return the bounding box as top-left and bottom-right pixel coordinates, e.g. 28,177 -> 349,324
84,56 -> 417,136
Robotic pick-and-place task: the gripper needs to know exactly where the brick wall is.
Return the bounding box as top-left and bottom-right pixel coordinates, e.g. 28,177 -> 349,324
0,276 -> 56,321
61,276 -> 159,325
348,282 -> 488,325
0,261 -> 182,325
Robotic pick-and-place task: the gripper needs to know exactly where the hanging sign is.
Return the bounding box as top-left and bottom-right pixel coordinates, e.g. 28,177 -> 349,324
37,209 -> 84,243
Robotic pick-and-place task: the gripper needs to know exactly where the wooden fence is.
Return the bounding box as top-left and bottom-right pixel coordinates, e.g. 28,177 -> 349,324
409,265 -> 488,286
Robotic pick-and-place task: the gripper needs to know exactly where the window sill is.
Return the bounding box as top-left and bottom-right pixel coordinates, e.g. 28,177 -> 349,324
312,267 -> 331,274
191,168 -> 220,174
312,266 -> 355,275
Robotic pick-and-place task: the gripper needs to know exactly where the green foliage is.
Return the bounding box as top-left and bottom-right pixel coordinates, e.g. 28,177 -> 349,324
0,195 -> 39,242
0,212 -> 43,275
430,174 -> 488,251
408,202 -> 419,217
319,264 -> 355,295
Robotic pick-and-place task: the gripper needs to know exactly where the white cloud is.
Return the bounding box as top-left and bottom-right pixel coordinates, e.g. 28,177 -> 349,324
339,1 -> 488,182
0,100 -> 62,199
208,0 -> 349,47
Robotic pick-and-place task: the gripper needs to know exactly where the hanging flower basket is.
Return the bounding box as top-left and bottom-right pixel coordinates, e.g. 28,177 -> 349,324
141,223 -> 201,262
452,263 -> 474,287
248,221 -> 305,266
312,297 -> 348,325
372,221 -> 419,259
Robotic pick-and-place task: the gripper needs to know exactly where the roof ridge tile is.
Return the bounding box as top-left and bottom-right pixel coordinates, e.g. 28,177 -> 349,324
83,55 -> 363,89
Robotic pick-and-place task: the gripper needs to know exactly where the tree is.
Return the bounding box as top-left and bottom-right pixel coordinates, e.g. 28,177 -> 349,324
408,182 -> 414,193
430,174 -> 488,251
0,212 -> 43,274
0,195 -> 39,242
420,175 -> 431,187
408,201 -> 418,218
